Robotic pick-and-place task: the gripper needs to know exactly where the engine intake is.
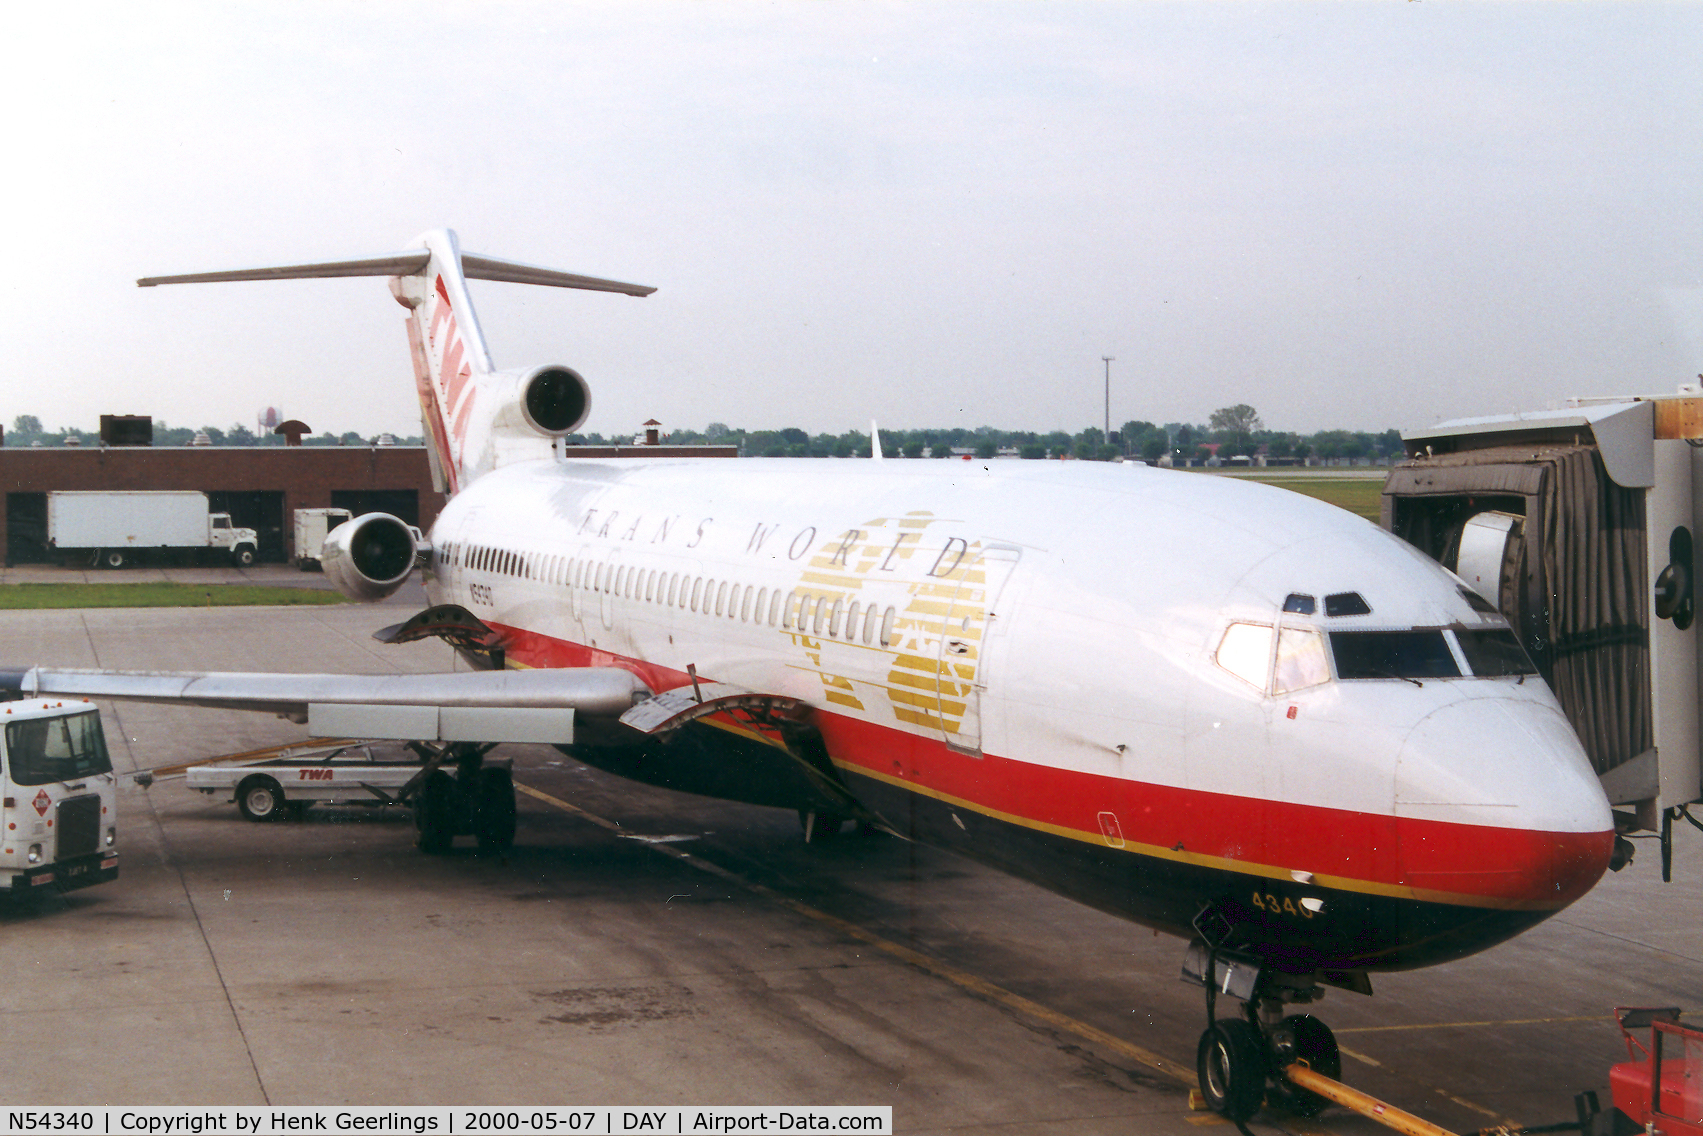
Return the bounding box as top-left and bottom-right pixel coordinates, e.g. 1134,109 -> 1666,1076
520,365 -> 590,436
321,513 -> 420,602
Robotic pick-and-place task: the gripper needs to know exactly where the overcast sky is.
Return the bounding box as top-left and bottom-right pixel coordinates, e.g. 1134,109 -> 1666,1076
6,2 -> 1702,441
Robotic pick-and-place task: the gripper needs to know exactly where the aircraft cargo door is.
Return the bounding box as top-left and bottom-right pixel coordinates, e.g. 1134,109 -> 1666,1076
934,544 -> 1022,755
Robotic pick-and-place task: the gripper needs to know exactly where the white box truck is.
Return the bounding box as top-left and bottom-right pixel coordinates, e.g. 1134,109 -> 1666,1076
47,490 -> 259,568
292,507 -> 352,570
0,696 -> 120,893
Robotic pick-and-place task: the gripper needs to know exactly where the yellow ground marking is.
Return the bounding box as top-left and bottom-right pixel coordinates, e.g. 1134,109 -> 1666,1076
1334,1014 -> 1599,1034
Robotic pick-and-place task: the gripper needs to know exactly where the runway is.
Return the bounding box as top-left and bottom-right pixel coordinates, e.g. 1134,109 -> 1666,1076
0,594 -> 1696,1135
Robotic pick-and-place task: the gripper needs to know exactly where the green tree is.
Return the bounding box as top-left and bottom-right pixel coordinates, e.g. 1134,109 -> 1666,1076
1209,404 -> 1262,457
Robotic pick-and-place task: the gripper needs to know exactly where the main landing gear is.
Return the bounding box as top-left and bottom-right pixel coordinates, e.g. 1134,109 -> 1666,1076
1182,938 -> 1343,1124
403,741 -> 516,854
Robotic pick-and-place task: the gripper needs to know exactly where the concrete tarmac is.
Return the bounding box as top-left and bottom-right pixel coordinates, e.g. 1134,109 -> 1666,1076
0,593 -> 1697,1136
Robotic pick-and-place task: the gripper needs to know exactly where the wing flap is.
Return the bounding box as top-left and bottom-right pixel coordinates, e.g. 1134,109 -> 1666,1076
308,703 -> 578,744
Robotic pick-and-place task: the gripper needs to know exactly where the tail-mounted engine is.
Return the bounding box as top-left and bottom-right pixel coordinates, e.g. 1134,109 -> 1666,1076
489,364 -> 591,439
321,513 -> 422,602
449,363 -> 593,479
518,365 -> 590,436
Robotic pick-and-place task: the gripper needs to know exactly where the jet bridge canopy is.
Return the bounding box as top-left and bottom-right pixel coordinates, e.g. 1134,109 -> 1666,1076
1383,443 -> 1651,787
1386,394 -> 1703,838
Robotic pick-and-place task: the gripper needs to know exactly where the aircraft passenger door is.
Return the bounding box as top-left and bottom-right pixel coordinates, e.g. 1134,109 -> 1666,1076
935,545 -> 1022,755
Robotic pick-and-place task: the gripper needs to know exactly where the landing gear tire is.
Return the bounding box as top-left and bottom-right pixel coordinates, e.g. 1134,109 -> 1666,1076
1273,1014 -> 1340,1117
236,776 -> 286,822
1197,1018 -> 1267,1123
476,766 -> 516,852
414,769 -> 456,854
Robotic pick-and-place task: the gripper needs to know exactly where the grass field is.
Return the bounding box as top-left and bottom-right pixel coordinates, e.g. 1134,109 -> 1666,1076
0,583 -> 349,610
1235,475 -> 1386,522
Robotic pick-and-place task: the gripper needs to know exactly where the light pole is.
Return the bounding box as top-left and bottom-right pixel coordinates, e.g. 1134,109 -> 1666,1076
1102,356 -> 1115,453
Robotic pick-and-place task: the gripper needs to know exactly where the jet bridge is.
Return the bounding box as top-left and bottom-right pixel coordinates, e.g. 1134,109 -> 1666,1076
1386,393 -> 1703,874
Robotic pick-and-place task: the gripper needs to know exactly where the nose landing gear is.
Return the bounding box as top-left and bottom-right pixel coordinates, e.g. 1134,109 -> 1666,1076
1182,939 -> 1344,1124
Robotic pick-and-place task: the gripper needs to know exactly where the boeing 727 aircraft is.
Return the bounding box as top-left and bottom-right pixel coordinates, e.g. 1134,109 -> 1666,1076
1,231 -> 1616,1121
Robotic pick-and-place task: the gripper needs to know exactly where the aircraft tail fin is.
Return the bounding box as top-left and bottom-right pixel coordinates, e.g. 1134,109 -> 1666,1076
139,229 -> 654,495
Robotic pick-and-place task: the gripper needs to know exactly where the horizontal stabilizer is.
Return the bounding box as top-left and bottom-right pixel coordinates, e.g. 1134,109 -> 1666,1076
2,666 -> 649,721
138,248 -> 654,296
461,253 -> 655,296
138,252 -> 431,287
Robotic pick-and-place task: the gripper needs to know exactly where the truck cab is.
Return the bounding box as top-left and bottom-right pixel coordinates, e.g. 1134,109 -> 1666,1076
208,514 -> 260,566
0,699 -> 120,892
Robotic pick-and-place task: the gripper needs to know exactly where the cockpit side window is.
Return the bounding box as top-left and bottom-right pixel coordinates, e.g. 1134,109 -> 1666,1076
1453,628 -> 1538,676
1330,630 -> 1461,680
1273,626 -> 1330,693
1215,623 -> 1274,690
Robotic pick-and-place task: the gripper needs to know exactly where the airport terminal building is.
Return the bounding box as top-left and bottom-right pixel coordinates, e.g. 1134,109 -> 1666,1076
1,443 -> 441,566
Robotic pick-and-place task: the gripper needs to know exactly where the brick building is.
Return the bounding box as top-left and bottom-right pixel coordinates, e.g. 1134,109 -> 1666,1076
2,445 -> 443,566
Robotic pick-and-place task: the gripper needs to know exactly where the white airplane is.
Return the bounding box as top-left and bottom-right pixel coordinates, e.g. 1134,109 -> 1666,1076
1,231 -> 1616,1121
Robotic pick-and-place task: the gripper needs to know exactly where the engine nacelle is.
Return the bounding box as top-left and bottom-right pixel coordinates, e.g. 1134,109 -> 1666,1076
514,364 -> 591,437
321,513 -> 421,603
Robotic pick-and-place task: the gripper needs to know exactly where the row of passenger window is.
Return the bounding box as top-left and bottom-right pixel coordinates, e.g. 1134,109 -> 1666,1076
441,540 -> 899,647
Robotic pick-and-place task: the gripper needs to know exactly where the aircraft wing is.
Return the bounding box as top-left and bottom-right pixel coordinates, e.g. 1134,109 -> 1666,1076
0,666 -> 649,745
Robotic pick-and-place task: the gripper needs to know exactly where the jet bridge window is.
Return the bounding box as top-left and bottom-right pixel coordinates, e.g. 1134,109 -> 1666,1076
1330,630 -> 1461,680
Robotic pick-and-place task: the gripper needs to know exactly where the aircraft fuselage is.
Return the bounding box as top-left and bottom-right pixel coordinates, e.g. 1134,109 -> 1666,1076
425,454 -> 1615,979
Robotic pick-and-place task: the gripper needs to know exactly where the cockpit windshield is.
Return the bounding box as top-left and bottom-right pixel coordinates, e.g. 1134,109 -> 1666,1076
1329,627 -> 1537,681
1331,630 -> 1460,680
4,711 -> 113,786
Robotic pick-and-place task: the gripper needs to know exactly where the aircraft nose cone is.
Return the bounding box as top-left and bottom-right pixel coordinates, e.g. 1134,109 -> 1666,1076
1396,697 -> 1614,908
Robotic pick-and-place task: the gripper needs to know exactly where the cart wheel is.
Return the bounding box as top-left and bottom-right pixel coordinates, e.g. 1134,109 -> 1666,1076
1275,1015 -> 1340,1117
476,766 -> 516,852
236,776 -> 286,822
414,770 -> 455,854
1197,1018 -> 1267,1122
